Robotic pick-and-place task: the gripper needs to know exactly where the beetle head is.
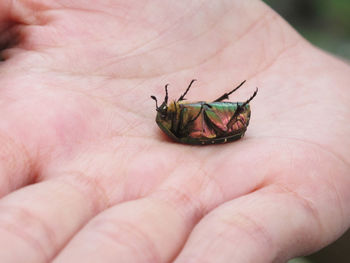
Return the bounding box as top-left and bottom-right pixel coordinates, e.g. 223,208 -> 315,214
151,84 -> 169,119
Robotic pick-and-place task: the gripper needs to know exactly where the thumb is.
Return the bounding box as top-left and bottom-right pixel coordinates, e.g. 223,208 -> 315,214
0,0 -> 12,49
0,1 -> 55,51
0,0 -> 11,24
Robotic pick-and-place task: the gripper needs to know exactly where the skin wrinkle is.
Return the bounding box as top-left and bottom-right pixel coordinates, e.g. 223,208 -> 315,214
41,172 -> 114,258
145,157 -> 213,222
9,0 -> 53,25
91,9 -> 271,79
253,39 -> 302,81
111,1 -> 223,61
0,205 -> 56,262
13,76 -> 143,121
296,163 -> 346,234
260,135 -> 350,173
119,112 -> 154,136
0,23 -> 21,50
110,142 -> 161,201
262,186 -> 328,262
105,141 -> 133,180
3,3 -> 294,82
114,1 -> 135,30
17,23 -> 61,50
1,45 -> 52,67
151,187 -> 207,226
43,85 -> 149,135
8,3 -> 209,73
3,14 -> 289,87
91,218 -> 161,263
44,79 -> 141,128
256,136 -> 348,231
266,184 -> 323,240
104,109 -> 136,136
54,171 -> 111,212
29,85 -> 138,142
174,209 -> 275,263
47,6 -> 133,22
0,225 -> 48,262
262,99 -> 319,120
255,8 -> 288,69
195,163 -> 226,208
218,211 -> 275,259
150,160 -> 226,226
324,173 -> 346,231
137,140 -> 182,178
0,130 -> 35,189
16,2 -> 189,53
193,145 -> 261,197
163,9 -> 270,74
110,1 -> 206,60
242,9 -> 303,82
21,5 -> 150,50
101,79 -> 148,104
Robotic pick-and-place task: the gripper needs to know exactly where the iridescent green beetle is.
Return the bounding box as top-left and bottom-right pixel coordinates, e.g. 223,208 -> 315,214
151,80 -> 257,145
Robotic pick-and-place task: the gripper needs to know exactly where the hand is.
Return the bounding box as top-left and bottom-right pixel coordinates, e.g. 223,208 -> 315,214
0,1 -> 349,262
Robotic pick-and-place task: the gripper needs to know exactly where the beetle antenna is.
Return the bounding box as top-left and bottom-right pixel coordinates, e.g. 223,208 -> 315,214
178,79 -> 197,101
150,95 -> 159,109
164,84 -> 169,105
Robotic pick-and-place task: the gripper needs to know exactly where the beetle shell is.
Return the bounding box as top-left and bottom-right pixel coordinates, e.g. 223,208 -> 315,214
156,101 -> 250,145
151,80 -> 257,145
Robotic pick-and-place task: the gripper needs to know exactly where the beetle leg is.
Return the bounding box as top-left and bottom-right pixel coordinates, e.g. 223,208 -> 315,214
181,104 -> 206,138
241,87 -> 258,108
213,80 -> 246,102
226,88 -> 258,128
171,101 -> 178,134
227,113 -> 245,130
227,103 -> 243,128
203,107 -> 227,135
185,103 -> 214,131
175,104 -> 186,136
177,79 -> 197,101
190,103 -> 205,122
180,103 -> 205,133
150,95 -> 159,109
164,84 -> 169,105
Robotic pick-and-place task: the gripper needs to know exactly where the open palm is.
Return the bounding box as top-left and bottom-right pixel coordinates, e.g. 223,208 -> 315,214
0,1 -> 349,262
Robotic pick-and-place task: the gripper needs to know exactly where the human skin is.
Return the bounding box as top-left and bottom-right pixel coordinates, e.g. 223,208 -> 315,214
0,0 -> 349,262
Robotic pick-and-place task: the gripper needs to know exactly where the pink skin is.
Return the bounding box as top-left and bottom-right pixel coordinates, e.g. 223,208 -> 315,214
0,0 -> 350,262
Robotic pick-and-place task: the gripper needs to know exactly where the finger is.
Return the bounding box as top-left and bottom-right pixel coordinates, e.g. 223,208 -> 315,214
0,173 -> 109,263
52,149 -> 265,263
52,171 -> 210,262
0,0 -> 37,194
0,0 -> 11,24
53,197 -> 191,263
0,1 -> 23,48
174,184 -> 349,263
0,132 -> 33,196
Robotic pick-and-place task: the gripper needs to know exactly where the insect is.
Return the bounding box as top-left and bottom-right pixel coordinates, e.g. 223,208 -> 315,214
151,80 -> 257,145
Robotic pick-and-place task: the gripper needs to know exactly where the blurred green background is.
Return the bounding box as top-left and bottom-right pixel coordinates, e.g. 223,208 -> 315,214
263,1 -> 350,263
264,0 -> 350,60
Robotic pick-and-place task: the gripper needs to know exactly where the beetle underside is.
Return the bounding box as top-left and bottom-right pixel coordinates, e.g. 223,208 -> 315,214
151,80 -> 257,145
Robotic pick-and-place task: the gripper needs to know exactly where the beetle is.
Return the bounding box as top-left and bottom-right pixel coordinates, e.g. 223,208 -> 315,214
151,80 -> 257,145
